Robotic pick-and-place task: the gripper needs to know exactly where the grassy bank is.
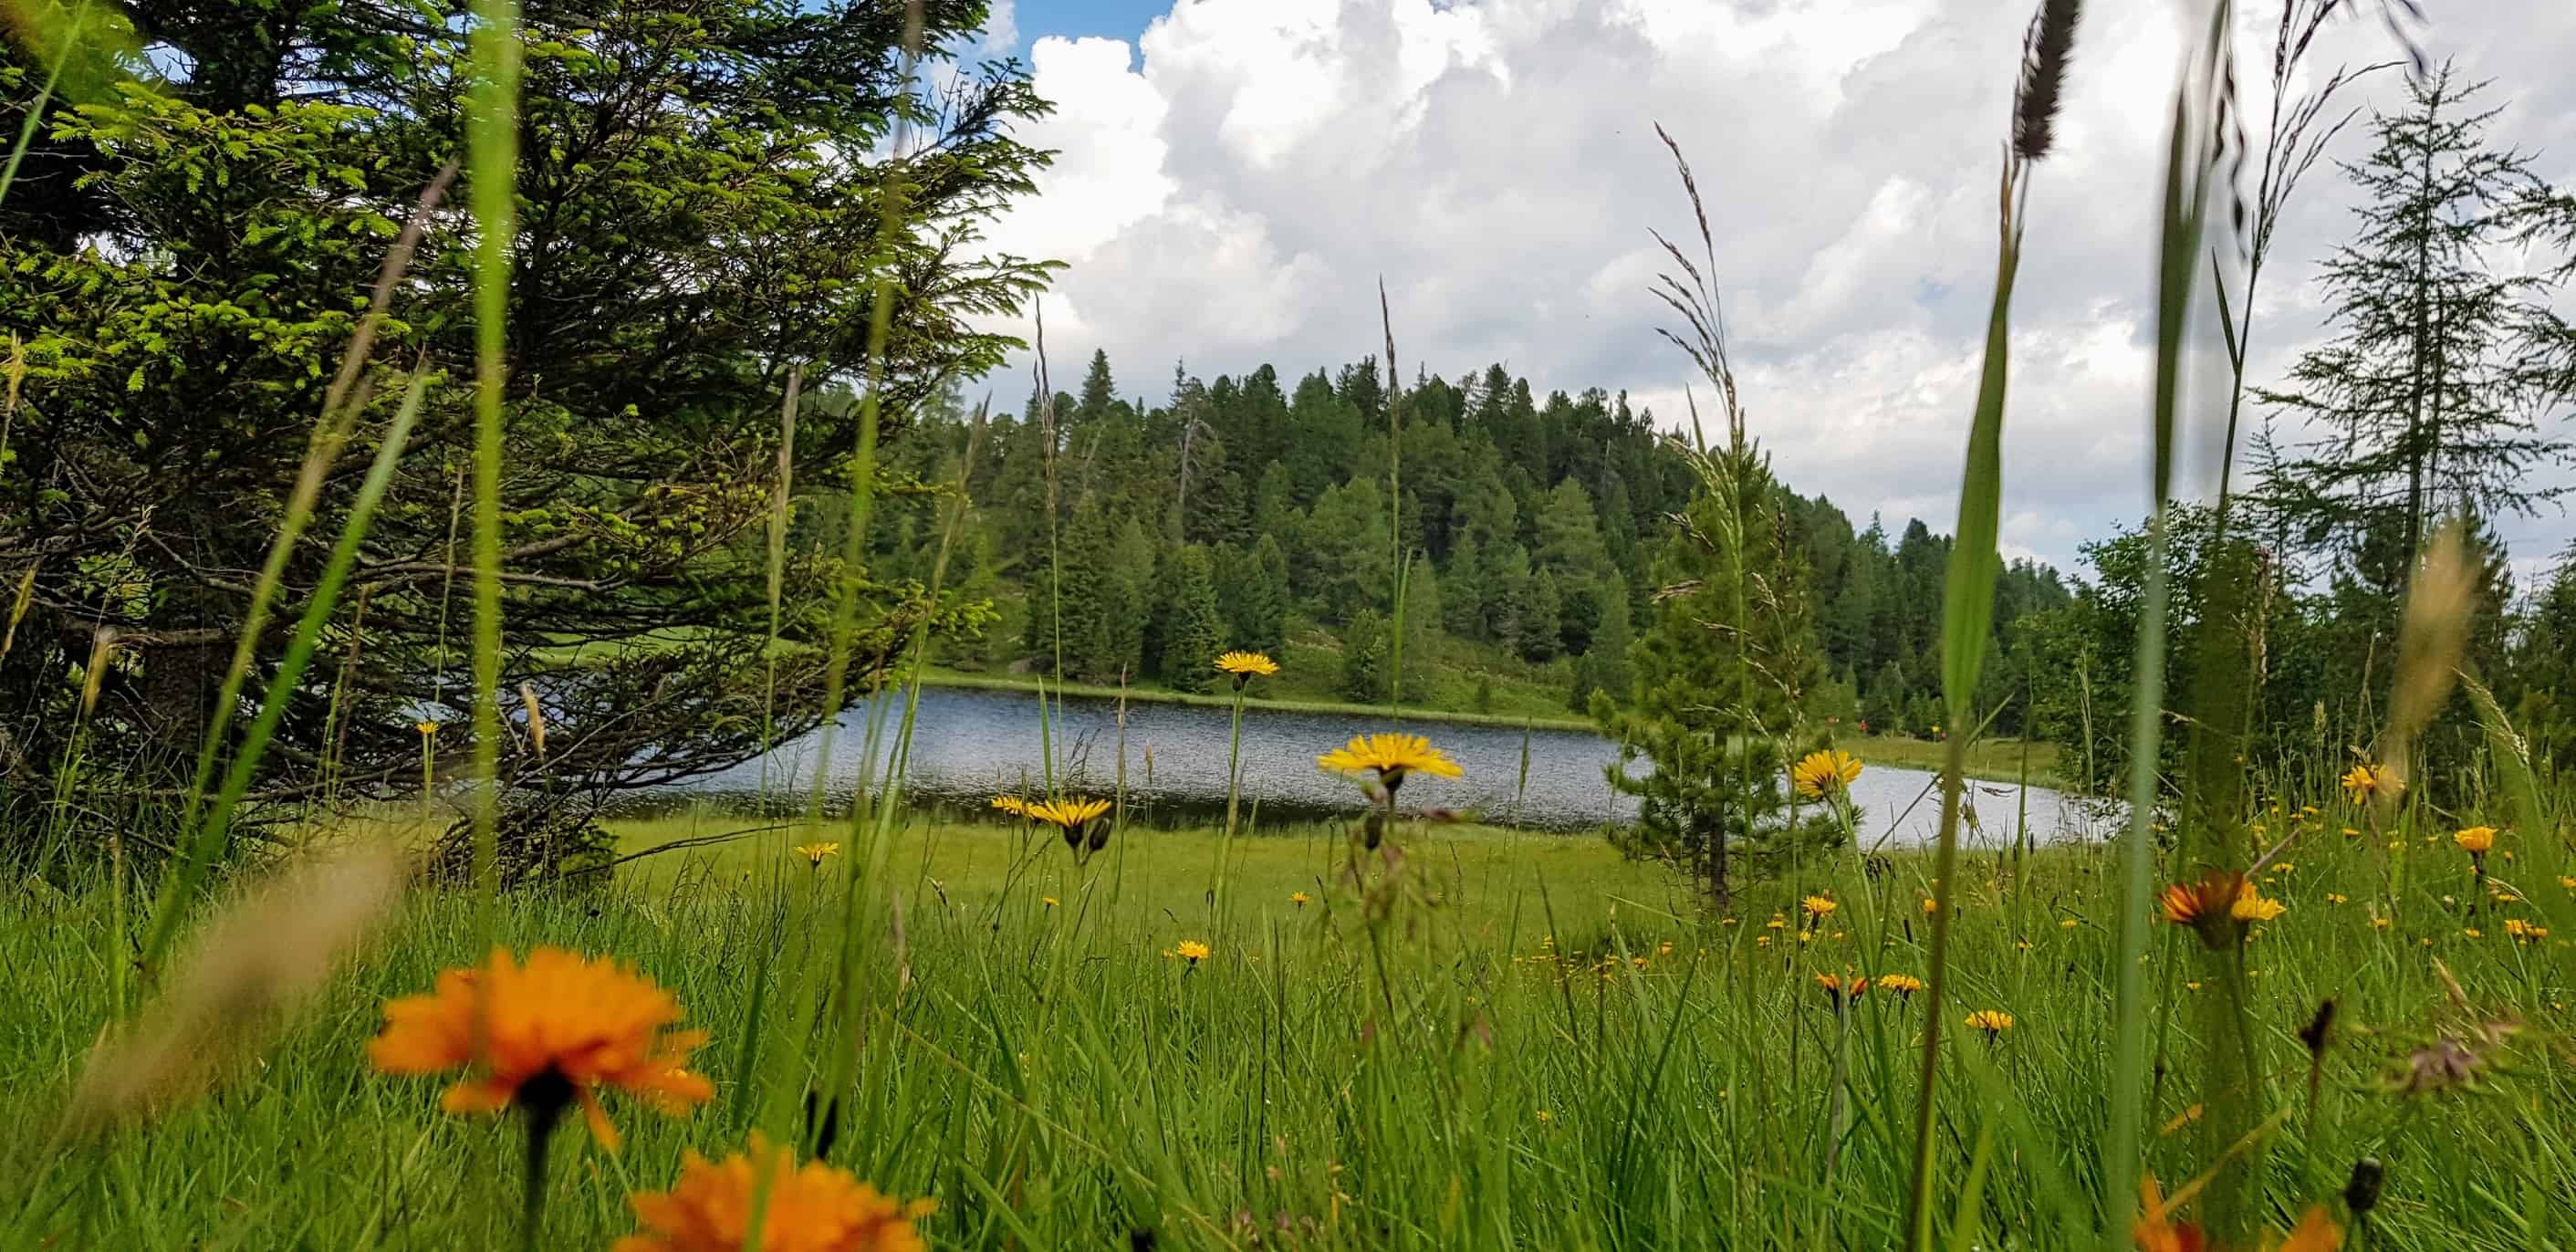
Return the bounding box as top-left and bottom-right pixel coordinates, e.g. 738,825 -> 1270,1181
7,806 -> 2564,1247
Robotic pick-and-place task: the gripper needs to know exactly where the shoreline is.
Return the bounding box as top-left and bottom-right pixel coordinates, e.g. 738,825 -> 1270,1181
910,668 -> 2062,788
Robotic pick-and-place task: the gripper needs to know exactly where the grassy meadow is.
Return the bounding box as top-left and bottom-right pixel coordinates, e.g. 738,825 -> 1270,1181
8,0 -> 2576,1249
6,790 -> 2573,1249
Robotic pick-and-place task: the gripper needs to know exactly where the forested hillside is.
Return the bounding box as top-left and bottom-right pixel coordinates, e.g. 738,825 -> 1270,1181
869,350 -> 2071,731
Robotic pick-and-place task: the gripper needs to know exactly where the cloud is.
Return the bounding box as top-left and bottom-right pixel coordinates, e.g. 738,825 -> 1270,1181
978,1 -> 2576,577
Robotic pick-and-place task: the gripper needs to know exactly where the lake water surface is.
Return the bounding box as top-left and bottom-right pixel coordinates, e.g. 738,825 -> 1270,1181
645,685 -> 2116,848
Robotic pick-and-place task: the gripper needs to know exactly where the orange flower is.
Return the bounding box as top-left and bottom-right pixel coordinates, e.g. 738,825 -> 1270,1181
2453,826 -> 2496,855
370,946 -> 712,1149
2277,1205 -> 2343,1252
615,1131 -> 934,1252
2133,1174 -> 2205,1252
1813,972 -> 1868,1005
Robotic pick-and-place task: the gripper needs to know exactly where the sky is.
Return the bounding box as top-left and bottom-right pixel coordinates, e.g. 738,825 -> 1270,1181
966,1 -> 2576,585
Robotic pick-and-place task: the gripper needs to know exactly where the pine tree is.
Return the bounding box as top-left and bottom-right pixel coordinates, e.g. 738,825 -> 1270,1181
1160,545 -> 1227,694
1592,422 -> 1833,905
1397,561 -> 1441,703
1517,569 -> 1562,662
1441,532 -> 1487,639
1302,479 -> 1391,623
2258,64 -> 2571,579
1078,349 -> 1119,423
1535,478 -> 1611,653
1104,516 -> 1156,681
1340,608 -> 1389,703
1240,534 -> 1292,655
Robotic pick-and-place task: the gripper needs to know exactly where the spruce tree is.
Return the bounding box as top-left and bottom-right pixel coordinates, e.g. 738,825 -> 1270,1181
1441,532 -> 1487,639
1340,609 -> 1390,703
2257,64 -> 2571,579
1517,569 -> 1562,662
1591,402 -> 1830,902
1241,535 -> 1292,655
1161,545 -> 1228,694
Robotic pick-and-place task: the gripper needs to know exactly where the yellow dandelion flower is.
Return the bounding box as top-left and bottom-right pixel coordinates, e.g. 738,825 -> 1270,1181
2060,918 -> 2080,930
1801,894 -> 1838,919
1921,897 -> 1939,915
1291,891 -> 1312,906
1964,1009 -> 2014,1038
2231,882 -> 2287,923
414,719 -> 439,736
793,841 -> 840,867
1789,749 -> 1862,798
989,795 -> 1033,819
1875,973 -> 1922,998
2371,916 -> 2391,931
2326,892 -> 2348,903
613,1130 -> 933,1252
1041,896 -> 1059,908
1175,939 -> 1211,965
2453,826 -> 2497,855
2341,763 -> 2393,801
1215,651 -> 1281,684
1316,733 -> 1463,788
370,947 -> 712,1150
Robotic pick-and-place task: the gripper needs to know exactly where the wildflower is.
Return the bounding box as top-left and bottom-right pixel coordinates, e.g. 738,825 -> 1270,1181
1765,914 -> 1786,930
1790,749 -> 1862,799
1921,897 -> 1939,915
1964,1009 -> 2013,1038
1215,652 -> 1281,687
794,841 -> 840,867
2504,918 -> 2545,943
414,719 -> 439,736
1755,935 -> 1771,948
2341,763 -> 2393,801
2453,826 -> 2496,855
1029,797 -> 1113,856
370,946 -> 712,1150
2231,882 -> 2287,923
614,1130 -> 933,1252
1291,891 -> 1311,907
1317,732 -> 1463,792
2371,916 -> 2391,932
2133,1174 -> 2204,1252
2060,918 -> 2080,930
1041,896 -> 1059,909
2276,1205 -> 2342,1251
1813,973 -> 1868,1006
1801,894 -> 1838,920
1875,974 -> 1922,998
1175,939 -> 1211,965
990,795 -> 1032,819
2561,876 -> 2576,891
2186,981 -> 2203,991
2326,893 -> 2348,904
1535,1109 -> 1552,1122
2341,827 -> 2360,837
2462,928 -> 2481,939
2161,870 -> 2245,946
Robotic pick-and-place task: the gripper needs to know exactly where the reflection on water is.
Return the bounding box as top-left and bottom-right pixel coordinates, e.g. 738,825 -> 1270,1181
637,685 -> 2116,847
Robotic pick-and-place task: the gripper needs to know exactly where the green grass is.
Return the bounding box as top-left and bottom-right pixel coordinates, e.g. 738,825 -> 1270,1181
7,803 -> 2570,1248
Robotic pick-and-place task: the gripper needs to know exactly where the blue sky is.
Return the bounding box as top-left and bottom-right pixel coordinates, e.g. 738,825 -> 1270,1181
997,1 -> 1159,52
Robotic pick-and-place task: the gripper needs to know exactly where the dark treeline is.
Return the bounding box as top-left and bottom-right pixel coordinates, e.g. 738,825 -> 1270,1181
874,350 -> 2071,730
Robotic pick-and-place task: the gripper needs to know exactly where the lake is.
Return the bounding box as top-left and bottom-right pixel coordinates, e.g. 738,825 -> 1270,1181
644,685 -> 2116,848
